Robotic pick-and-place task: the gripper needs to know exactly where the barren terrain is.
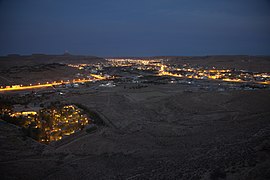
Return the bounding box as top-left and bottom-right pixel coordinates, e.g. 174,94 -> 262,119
0,56 -> 270,179
0,54 -> 105,85
1,84 -> 270,179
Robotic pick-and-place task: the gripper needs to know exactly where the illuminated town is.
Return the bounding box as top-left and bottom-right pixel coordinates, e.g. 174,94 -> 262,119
0,104 -> 90,143
0,58 -> 270,93
107,58 -> 270,85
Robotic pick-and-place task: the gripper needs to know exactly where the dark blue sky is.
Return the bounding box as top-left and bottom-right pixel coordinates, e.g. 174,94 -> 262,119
0,0 -> 270,56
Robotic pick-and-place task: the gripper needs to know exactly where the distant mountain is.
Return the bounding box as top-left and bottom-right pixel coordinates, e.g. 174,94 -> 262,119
0,54 -> 105,69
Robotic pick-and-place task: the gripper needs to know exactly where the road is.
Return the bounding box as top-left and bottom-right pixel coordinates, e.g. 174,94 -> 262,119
0,78 -> 95,92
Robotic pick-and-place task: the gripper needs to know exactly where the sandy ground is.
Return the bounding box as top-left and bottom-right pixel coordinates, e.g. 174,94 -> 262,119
1,84 -> 270,180
0,54 -> 104,70
0,54 -> 104,85
0,64 -> 80,85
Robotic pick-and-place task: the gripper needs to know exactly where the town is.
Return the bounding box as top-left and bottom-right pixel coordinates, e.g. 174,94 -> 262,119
1,57 -> 270,145
0,58 -> 270,93
0,101 -> 91,143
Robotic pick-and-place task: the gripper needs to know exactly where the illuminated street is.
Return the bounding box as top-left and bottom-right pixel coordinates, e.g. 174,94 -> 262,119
0,78 -> 95,92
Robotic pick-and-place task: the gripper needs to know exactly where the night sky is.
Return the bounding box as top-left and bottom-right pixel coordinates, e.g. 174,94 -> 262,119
0,0 -> 270,56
